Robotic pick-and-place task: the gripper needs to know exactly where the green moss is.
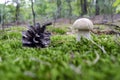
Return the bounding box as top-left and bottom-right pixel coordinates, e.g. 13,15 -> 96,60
47,26 -> 67,35
0,26 -> 120,80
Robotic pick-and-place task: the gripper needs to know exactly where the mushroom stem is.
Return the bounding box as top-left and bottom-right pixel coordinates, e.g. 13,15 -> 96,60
77,30 -> 91,41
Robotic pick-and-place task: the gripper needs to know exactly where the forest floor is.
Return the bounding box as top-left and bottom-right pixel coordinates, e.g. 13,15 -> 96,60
0,22 -> 120,80
0,14 -> 120,80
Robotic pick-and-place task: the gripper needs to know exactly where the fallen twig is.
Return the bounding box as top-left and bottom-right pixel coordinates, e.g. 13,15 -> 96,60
91,29 -> 120,35
94,22 -> 120,29
90,39 -> 107,54
93,51 -> 100,64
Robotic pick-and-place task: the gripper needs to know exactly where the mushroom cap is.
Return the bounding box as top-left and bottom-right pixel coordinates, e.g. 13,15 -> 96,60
73,18 -> 93,30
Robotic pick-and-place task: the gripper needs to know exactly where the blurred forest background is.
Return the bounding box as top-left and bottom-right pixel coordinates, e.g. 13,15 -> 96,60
0,0 -> 120,30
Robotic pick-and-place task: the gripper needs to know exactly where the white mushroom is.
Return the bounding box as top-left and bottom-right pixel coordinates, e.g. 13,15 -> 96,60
73,18 -> 94,41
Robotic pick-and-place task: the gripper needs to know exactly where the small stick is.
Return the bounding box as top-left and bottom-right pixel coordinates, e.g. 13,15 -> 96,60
93,51 -> 100,64
90,39 -> 107,54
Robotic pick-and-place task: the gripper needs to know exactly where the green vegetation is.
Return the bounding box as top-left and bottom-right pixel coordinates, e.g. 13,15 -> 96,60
0,26 -> 120,80
0,0 -> 120,79
47,26 -> 67,35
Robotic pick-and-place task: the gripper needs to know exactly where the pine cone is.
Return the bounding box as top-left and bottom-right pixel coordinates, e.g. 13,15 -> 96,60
22,22 -> 52,48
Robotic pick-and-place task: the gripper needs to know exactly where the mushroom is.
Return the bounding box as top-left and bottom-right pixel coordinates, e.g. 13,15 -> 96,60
73,18 -> 94,41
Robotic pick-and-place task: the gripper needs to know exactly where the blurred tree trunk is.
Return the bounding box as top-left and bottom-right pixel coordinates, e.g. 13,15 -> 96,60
2,3 -> 5,31
95,0 -> 100,15
31,0 -> 35,26
1,0 -> 8,30
110,0 -> 115,22
80,0 -> 87,16
66,0 -> 72,23
15,0 -> 20,25
56,0 -> 62,18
